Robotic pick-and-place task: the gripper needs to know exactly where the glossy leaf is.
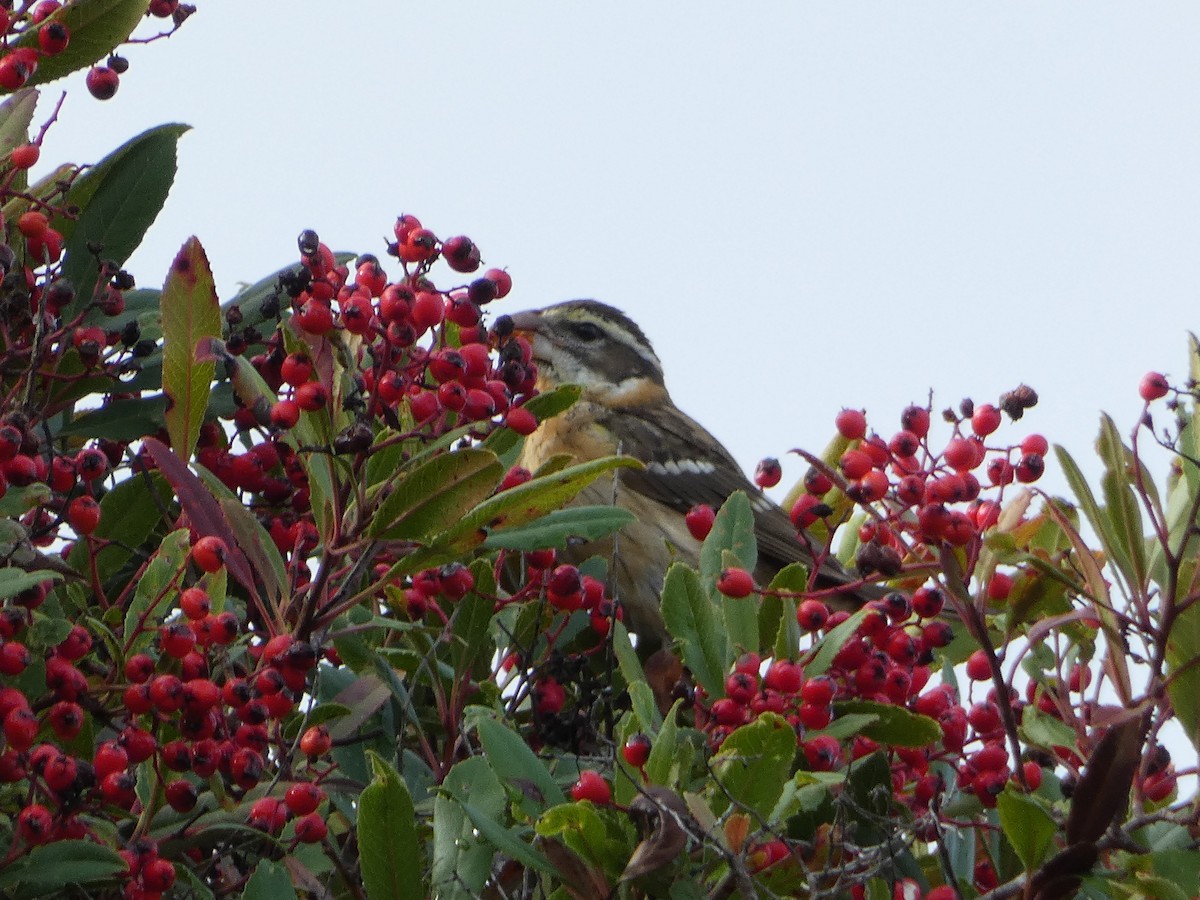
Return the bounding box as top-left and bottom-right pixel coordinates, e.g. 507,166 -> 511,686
429,456 -> 641,557
161,237 -> 220,461
831,700 -> 942,748
709,713 -> 797,820
241,860 -> 297,900
57,395 -> 167,441
21,0 -> 148,89
433,757 -> 503,899
700,490 -> 757,589
660,562 -> 726,697
482,505 -> 635,551
359,752 -> 422,900
0,568 -> 62,599
477,715 -> 566,814
0,89 -> 37,154
123,528 -> 189,654
368,448 -> 503,540
997,788 -> 1056,871
806,607 -> 869,677
536,802 -> 626,885
0,839 -> 125,893
59,124 -> 190,308
1096,414 -> 1149,588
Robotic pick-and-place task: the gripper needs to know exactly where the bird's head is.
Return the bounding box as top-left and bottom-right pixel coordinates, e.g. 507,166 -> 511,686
506,300 -> 669,408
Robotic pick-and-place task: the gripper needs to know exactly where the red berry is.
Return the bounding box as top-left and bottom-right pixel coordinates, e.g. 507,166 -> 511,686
180,587 -> 211,620
165,779 -> 198,812
570,770 -> 612,804
0,641 -> 30,675
442,235 -> 481,273
1139,372 -> 1169,401
801,675 -> 836,706
299,725 -> 332,758
1015,453 -> 1045,483
285,781 -> 325,815
965,649 -> 992,682
93,740 -> 129,779
37,21 -> 69,55
67,495 -> 101,534
294,812 -> 329,843
986,572 -> 1013,602
270,399 -> 301,429
754,457 -> 782,488
716,567 -> 754,599
835,409 -> 867,440
790,493 -> 825,528
295,381 -> 328,412
1021,761 -> 1043,791
192,536 -> 228,573
971,403 -> 1002,436
943,439 -> 977,472
504,406 -> 538,436
85,66 -> 120,100
484,267 -> 512,298
839,449 -> 872,479
900,405 -> 931,438
763,660 -> 803,694
10,143 -> 40,169
685,503 -> 715,540
248,795 -> 286,832
796,600 -> 829,633
1020,434 -> 1049,456
17,804 -> 53,845
803,735 -> 842,771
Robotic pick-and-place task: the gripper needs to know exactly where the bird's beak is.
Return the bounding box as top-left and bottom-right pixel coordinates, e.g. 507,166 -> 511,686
505,309 -> 543,338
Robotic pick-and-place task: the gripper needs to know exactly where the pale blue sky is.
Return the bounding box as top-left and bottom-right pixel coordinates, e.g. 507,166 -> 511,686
35,4 -> 1200,496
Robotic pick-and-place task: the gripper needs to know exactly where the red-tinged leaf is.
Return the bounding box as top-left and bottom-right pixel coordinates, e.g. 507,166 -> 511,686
141,438 -> 261,609
161,237 -> 220,462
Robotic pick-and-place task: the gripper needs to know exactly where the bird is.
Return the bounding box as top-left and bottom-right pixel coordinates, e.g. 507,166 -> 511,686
504,299 -> 875,652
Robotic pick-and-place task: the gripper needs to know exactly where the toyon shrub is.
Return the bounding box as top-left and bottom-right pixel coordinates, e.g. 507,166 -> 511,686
0,6 -> 1196,900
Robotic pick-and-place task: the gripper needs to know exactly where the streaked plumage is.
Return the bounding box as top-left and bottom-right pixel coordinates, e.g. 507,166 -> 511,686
507,300 -> 868,649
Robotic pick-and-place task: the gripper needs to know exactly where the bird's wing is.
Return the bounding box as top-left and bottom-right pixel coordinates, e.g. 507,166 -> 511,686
598,404 -> 825,576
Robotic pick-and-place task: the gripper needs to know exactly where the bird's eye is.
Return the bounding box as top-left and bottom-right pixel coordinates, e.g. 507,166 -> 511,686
569,322 -> 605,342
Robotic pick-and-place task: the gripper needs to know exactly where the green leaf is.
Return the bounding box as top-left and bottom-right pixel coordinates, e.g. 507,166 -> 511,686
660,563 -> 727,697
613,622 -> 662,733
161,237 -> 220,461
0,89 -> 37,155
408,456 -> 642,566
359,751 -> 422,900
482,505 -> 635,551
57,395 -> 167,441
537,801 -> 630,877
709,713 -> 797,820
831,700 -> 942,748
241,859 -> 298,900
1097,414 -> 1149,589
643,700 -> 690,790
21,0 -> 148,89
433,757 -> 504,899
1020,704 -> 1078,751
0,839 -> 125,892
123,528 -> 189,653
0,568 -> 63,599
700,491 -> 757,590
59,124 -> 190,308
997,788 -> 1056,871
477,715 -> 566,814
458,799 -> 562,880
805,607 -> 869,677
368,447 -> 503,540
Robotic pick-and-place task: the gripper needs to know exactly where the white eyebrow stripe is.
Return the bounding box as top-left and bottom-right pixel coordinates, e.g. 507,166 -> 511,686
647,459 -> 718,476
